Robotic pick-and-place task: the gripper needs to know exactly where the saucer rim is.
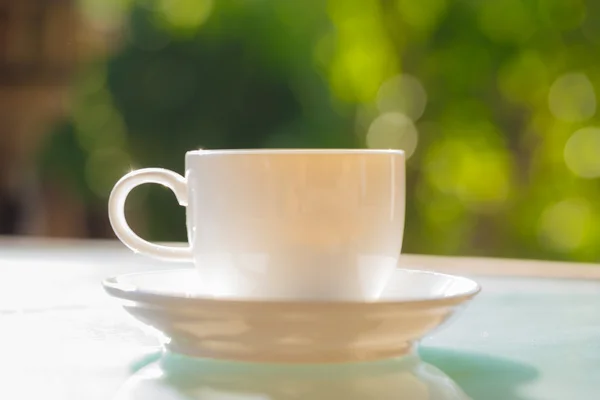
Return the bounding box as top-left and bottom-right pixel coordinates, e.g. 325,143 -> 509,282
102,268 -> 481,309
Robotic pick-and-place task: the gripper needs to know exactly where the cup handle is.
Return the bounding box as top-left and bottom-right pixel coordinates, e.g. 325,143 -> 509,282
108,168 -> 193,262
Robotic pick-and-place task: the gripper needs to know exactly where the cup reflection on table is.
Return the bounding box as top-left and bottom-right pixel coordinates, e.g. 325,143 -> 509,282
114,352 -> 470,400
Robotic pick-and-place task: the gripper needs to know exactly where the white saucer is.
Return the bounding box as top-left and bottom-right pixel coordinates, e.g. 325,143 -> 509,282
103,268 -> 480,363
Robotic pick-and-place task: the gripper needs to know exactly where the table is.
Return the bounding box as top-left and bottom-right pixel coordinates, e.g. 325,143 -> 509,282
1,239 -> 599,399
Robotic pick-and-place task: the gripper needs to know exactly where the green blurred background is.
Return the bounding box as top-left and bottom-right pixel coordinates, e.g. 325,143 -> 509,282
2,0 -> 600,262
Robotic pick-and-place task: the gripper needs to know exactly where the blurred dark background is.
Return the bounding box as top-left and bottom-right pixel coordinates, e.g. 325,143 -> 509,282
1,0 -> 599,262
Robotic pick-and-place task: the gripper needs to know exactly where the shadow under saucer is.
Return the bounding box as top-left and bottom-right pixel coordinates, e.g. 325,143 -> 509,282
114,351 -> 470,400
420,347 -> 540,400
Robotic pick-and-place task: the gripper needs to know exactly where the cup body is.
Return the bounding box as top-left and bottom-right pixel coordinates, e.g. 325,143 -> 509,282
184,149 -> 405,300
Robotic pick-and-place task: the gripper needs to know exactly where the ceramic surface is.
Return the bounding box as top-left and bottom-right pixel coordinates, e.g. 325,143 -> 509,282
108,149 -> 405,300
103,268 -> 480,363
114,353 -> 471,400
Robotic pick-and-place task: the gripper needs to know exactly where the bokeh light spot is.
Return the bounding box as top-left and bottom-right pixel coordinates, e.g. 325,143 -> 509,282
73,104 -> 127,152
74,64 -> 107,97
157,0 -> 213,33
80,0 -> 131,31
367,112 -> 418,157
497,51 -> 548,105
86,148 -> 132,198
328,0 -> 397,102
376,74 -> 427,121
424,138 -> 511,212
548,72 -> 596,122
538,198 -> 594,253
330,37 -> 396,103
564,127 -> 600,178
395,0 -> 447,34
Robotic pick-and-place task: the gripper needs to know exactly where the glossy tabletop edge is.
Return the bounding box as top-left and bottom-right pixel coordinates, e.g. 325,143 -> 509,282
1,236 -> 599,280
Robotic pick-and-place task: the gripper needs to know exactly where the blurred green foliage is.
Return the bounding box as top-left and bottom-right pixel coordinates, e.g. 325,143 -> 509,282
39,0 -> 600,262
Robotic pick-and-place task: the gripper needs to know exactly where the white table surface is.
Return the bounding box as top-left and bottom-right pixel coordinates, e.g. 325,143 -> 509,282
1,238 -> 599,399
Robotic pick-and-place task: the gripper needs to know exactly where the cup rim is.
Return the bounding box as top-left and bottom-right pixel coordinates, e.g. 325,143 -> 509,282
186,148 -> 405,156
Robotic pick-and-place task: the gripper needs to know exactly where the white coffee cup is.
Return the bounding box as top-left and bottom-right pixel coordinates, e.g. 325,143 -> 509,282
108,149 -> 405,300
